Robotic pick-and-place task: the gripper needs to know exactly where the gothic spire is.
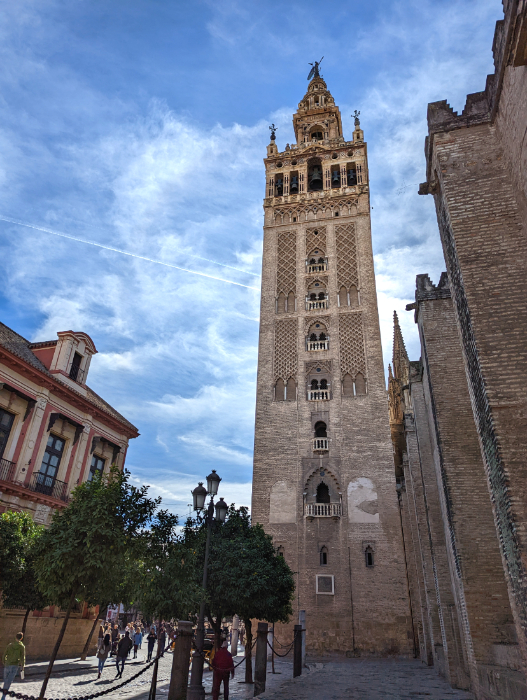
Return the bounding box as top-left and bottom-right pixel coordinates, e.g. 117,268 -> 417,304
392,311 -> 409,384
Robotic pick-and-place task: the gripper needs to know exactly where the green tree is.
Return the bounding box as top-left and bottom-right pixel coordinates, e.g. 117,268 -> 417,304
0,510 -> 49,635
131,509 -> 201,625
185,506 -> 295,682
33,467 -> 160,700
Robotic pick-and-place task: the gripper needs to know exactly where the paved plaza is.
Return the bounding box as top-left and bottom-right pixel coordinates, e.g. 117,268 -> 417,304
6,652 -> 476,700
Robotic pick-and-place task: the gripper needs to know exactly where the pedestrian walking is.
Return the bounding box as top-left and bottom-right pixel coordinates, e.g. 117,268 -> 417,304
111,624 -> 119,657
2,632 -> 25,698
146,628 -> 157,662
115,631 -> 133,679
211,640 -> 234,700
158,624 -> 166,657
133,628 -> 142,659
97,622 -> 105,651
96,632 -> 112,679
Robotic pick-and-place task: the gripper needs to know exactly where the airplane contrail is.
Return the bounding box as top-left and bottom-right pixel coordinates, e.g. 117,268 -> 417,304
0,215 -> 260,291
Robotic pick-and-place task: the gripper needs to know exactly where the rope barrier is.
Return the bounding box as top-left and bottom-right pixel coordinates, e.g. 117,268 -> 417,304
3,642 -> 173,700
266,629 -> 300,658
231,638 -> 257,669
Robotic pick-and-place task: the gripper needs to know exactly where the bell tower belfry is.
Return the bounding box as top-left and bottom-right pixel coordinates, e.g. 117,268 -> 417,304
251,72 -> 414,656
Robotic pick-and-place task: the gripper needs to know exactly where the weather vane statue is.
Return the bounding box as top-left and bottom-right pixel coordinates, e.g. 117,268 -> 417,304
269,123 -> 277,141
353,110 -> 361,126
307,57 -> 324,80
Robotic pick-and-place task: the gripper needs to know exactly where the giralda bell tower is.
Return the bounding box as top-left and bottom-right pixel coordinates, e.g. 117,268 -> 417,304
252,67 -> 414,656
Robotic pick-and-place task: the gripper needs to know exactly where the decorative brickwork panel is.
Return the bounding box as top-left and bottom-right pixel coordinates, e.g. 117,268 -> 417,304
338,313 -> 366,379
274,319 -> 297,381
277,231 -> 296,296
306,226 -> 327,255
336,223 -> 358,289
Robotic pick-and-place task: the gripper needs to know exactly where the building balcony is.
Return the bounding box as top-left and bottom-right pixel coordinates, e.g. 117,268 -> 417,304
307,340 -> 329,351
306,503 -> 341,518
0,462 -> 70,506
307,263 -> 328,274
308,390 -> 330,401
0,457 -> 16,482
306,300 -> 328,310
29,472 -> 69,503
312,437 -> 328,452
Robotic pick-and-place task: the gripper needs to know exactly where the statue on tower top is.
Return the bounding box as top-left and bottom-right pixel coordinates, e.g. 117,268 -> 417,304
307,57 -> 324,80
353,110 -> 361,126
269,124 -> 277,141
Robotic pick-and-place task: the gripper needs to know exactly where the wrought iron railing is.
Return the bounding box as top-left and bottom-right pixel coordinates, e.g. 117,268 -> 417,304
306,503 -> 341,517
312,437 -> 329,451
69,364 -> 85,383
0,457 -> 16,482
28,472 -> 69,502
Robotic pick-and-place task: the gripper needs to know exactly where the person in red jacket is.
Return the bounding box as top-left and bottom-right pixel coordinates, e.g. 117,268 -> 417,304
211,639 -> 235,700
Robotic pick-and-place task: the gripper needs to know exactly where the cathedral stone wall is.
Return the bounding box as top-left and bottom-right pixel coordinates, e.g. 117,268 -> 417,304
396,3 -> 527,697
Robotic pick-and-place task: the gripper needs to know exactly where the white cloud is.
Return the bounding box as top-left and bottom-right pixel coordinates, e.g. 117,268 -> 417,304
0,0 -> 502,514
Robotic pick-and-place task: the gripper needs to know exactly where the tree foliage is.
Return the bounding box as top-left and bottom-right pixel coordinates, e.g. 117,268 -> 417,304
34,467 -> 160,608
184,505 -> 295,630
33,467 -> 162,699
0,510 -> 49,614
130,509 -> 201,622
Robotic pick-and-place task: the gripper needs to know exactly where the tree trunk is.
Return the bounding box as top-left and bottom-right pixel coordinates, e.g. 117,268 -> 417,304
80,615 -> 100,661
207,609 -> 223,651
21,607 -> 31,637
244,618 -> 253,684
39,589 -> 77,700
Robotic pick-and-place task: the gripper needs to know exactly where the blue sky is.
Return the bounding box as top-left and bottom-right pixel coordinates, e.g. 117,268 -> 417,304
0,0 -> 499,517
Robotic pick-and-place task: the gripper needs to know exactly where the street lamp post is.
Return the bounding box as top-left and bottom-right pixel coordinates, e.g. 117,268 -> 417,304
187,470 -> 228,700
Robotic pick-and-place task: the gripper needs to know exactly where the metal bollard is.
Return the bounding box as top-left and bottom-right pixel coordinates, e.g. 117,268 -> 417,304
299,610 -> 306,668
254,622 -> 268,696
293,624 -> 302,678
168,621 -> 193,700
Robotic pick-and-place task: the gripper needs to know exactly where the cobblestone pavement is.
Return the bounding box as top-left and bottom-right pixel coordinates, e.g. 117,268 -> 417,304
6,650 -> 290,699
259,659 -> 476,700
7,654 -> 477,700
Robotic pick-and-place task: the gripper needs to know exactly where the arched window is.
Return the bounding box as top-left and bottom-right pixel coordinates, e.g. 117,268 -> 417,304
355,373 -> 366,395
311,379 -> 319,390
365,546 -> 374,567
317,257 -> 324,264
310,333 -> 317,341
275,379 -> 285,401
309,258 -> 316,265
310,293 -> 317,301
339,286 -> 348,307
286,377 -> 296,401
320,378 -> 328,390
320,546 -> 328,566
277,292 -> 286,314
316,482 -> 330,503
287,291 -> 295,312
277,546 -> 285,557
308,158 -> 323,192
318,291 -> 325,300
342,373 -> 353,396
349,285 -> 359,306
314,421 -> 327,437
319,332 -> 326,341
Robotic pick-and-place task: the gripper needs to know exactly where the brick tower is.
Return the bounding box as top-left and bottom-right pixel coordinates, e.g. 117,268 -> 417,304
251,73 -> 414,655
